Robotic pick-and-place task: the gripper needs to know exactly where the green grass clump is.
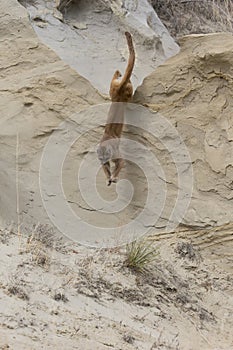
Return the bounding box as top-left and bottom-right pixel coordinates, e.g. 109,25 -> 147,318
125,238 -> 158,273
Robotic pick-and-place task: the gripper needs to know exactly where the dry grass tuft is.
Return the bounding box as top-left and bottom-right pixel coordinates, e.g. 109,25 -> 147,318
56,0 -> 76,12
7,274 -> 29,301
29,223 -> 56,248
19,224 -> 56,268
7,285 -> 29,301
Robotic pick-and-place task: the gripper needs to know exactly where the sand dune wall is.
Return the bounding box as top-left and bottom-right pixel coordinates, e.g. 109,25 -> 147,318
0,0 -> 232,243
134,33 -> 233,227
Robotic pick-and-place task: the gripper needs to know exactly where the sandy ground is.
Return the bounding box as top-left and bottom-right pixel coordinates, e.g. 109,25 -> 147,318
0,224 -> 233,349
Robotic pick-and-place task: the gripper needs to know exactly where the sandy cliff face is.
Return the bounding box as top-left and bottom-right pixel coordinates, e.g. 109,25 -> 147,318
1,1 -> 233,237
19,0 -> 179,93
0,0 -> 103,228
134,33 -> 233,228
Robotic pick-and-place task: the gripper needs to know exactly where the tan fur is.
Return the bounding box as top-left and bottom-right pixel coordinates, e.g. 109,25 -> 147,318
109,32 -> 135,102
98,32 -> 135,186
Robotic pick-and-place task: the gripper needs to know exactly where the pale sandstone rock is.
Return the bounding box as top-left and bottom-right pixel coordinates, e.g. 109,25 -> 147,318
134,33 -> 233,227
22,0 -> 179,93
0,0 -> 104,228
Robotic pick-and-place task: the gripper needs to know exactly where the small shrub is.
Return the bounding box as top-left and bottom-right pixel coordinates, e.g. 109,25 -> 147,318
7,285 -> 29,301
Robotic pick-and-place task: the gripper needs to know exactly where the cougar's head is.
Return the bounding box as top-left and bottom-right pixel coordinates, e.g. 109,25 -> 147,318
97,143 -> 113,164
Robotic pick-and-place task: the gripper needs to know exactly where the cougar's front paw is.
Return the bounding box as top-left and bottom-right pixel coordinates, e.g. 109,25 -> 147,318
111,177 -> 118,184
106,179 -> 112,186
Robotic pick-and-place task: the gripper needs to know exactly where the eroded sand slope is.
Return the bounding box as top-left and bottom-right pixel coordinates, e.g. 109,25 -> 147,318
135,33 -> 233,228
0,0 -> 104,229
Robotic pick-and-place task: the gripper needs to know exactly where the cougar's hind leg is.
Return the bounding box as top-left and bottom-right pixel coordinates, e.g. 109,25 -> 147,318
111,158 -> 125,183
102,161 -> 112,186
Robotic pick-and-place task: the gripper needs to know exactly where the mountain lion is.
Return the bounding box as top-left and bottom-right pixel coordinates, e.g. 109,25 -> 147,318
97,32 -> 135,186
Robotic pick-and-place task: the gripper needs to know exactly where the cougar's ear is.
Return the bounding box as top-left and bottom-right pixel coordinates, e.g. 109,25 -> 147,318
115,70 -> 122,78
